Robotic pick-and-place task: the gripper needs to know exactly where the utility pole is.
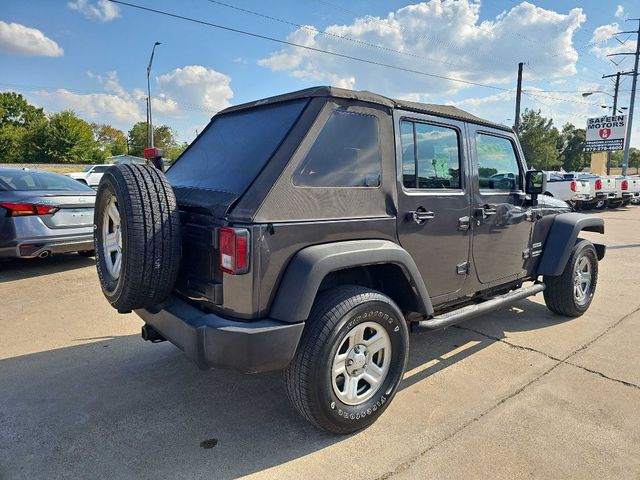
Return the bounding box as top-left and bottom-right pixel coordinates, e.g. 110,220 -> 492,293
514,62 -> 524,135
602,72 -> 621,175
609,19 -> 640,176
146,41 -> 161,149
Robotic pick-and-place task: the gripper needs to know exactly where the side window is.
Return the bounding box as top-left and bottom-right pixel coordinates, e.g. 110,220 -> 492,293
476,133 -> 521,191
93,166 -> 108,173
400,120 -> 461,189
293,110 -> 381,187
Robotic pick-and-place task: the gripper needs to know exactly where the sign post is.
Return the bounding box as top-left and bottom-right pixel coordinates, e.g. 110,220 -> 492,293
583,114 -> 627,153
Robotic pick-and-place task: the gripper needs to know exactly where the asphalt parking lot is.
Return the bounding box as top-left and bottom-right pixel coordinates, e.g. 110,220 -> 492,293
1,208 -> 640,480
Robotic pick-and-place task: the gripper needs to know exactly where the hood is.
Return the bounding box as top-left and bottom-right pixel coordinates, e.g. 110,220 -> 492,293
65,172 -> 86,179
538,194 -> 571,211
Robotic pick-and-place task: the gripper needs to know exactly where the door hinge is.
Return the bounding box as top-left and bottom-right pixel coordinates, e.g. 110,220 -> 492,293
522,248 -> 531,259
456,262 -> 469,275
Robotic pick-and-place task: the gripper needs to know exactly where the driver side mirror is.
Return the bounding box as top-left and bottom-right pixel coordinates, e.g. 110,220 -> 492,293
525,170 -> 546,195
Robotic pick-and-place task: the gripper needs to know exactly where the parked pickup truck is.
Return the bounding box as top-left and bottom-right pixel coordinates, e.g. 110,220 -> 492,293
543,172 -> 592,209
629,176 -> 640,204
92,86 -> 605,434
591,175 -> 619,209
66,164 -> 110,188
615,176 -> 635,207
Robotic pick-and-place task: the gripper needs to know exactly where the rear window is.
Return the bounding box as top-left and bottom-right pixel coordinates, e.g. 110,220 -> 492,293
292,110 -> 381,188
166,100 -> 307,194
0,170 -> 95,192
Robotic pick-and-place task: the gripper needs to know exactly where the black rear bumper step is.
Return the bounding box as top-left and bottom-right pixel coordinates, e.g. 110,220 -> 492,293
135,296 -> 304,373
411,283 -> 545,333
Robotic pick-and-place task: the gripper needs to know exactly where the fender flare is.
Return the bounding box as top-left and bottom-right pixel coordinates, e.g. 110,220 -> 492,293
269,239 -> 433,323
537,212 -> 605,276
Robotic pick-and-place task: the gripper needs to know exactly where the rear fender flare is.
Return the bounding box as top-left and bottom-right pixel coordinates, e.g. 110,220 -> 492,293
537,213 -> 605,276
269,240 -> 433,323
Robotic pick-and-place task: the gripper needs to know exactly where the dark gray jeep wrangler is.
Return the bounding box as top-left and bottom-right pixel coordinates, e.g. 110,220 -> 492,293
94,86 -> 605,434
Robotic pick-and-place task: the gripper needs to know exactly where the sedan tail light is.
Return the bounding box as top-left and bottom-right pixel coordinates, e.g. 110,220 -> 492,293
570,180 -> 577,192
219,227 -> 250,275
595,179 -> 602,190
622,180 -> 628,190
0,202 -> 60,217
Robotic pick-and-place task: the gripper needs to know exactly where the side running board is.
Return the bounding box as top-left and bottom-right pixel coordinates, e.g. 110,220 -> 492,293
411,283 -> 545,333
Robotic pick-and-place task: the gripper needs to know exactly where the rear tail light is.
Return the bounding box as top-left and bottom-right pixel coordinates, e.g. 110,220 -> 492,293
622,180 -> 628,190
570,180 -> 576,192
219,227 -> 250,275
595,179 -> 602,190
0,202 -> 59,217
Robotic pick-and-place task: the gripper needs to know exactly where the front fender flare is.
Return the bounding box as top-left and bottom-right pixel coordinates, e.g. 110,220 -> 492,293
269,240 -> 433,323
537,213 -> 605,276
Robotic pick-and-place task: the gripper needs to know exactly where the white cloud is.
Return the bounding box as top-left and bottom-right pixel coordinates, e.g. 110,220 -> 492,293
67,0 -> 119,22
258,0 -> 586,96
590,22 -> 637,60
157,65 -> 234,112
0,21 -> 63,57
615,5 -> 625,18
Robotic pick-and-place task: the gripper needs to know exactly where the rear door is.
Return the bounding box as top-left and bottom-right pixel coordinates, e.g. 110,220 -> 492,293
395,111 -> 472,299
468,127 -> 533,284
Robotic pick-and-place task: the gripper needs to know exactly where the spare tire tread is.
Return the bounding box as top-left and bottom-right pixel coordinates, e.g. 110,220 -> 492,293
95,164 -> 181,311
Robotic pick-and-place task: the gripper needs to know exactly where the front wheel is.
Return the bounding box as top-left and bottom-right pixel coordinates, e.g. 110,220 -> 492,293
284,286 -> 409,434
543,240 -> 598,317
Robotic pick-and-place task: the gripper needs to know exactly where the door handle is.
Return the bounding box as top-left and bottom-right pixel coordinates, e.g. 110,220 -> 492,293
474,205 -> 498,220
483,207 -> 498,216
407,210 -> 435,224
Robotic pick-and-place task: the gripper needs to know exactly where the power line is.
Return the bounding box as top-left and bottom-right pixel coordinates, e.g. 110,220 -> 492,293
106,0 -> 512,92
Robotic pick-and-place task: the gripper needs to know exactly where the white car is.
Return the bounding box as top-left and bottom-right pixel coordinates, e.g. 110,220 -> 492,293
66,164 -> 111,188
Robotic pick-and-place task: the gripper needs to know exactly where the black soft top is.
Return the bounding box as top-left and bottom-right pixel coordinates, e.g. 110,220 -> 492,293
220,86 -> 512,132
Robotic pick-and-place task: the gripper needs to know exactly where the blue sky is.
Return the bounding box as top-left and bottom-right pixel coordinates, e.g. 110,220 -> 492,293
0,0 -> 638,147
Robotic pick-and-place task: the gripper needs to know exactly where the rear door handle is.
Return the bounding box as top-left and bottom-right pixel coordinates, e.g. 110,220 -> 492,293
408,210 -> 435,224
474,205 -> 497,219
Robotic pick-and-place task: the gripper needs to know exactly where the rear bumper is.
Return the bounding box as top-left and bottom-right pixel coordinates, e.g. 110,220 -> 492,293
135,296 -> 304,373
0,234 -> 94,258
572,194 -> 593,202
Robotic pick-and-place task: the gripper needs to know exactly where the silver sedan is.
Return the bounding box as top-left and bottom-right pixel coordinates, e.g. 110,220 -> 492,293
0,167 -> 96,259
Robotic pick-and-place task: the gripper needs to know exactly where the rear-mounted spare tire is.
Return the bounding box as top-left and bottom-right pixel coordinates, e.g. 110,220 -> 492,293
94,164 -> 181,313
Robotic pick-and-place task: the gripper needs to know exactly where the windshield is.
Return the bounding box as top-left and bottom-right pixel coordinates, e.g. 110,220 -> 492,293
0,170 -> 95,192
166,100 -> 307,194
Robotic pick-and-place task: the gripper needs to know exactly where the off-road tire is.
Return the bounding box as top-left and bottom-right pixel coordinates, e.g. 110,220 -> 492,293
94,164 -> 181,312
543,239 -> 598,317
284,286 -> 409,434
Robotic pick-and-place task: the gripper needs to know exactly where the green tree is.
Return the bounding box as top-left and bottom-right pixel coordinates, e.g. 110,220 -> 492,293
42,111 -> 98,163
0,92 -> 46,163
127,122 -> 178,157
517,109 -> 561,170
91,123 -> 127,160
0,92 -> 44,127
558,123 -> 588,172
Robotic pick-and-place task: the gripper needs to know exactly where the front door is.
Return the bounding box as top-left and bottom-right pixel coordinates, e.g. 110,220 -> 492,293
469,127 -> 533,284
395,112 -> 472,300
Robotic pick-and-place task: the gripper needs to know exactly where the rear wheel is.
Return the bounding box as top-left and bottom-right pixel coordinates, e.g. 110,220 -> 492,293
607,199 -> 624,209
284,286 -> 408,434
94,164 -> 181,312
543,240 -> 598,317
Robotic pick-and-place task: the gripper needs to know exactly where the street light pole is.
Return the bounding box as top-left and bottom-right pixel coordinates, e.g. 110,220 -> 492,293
146,41 -> 161,149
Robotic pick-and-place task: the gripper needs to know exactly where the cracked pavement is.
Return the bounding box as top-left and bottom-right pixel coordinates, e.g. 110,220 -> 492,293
1,208 -> 639,479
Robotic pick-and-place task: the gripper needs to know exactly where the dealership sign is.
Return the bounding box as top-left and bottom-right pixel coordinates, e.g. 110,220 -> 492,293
584,115 -> 627,152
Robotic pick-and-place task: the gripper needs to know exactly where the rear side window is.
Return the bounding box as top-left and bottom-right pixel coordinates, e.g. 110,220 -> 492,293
0,170 -> 94,192
293,110 -> 381,187
401,120 -> 461,189
475,133 -> 521,190
167,100 -> 307,194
